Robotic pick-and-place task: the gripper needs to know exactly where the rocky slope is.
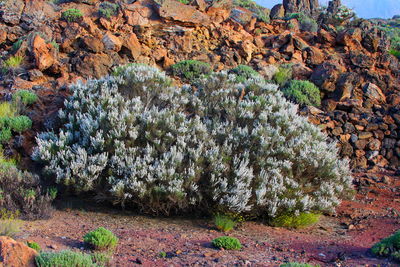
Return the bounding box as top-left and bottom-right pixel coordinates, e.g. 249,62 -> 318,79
0,0 -> 399,171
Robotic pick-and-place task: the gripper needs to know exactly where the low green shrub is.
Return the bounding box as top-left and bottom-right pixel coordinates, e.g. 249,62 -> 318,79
171,60 -> 211,83
98,2 -> 119,18
13,90 -> 38,105
9,116 -> 32,133
280,263 -> 320,267
212,236 -> 242,250
177,0 -> 190,4
270,213 -> 320,228
0,128 -> 11,144
27,241 -> 42,252
371,231 -> 400,261
83,227 -> 118,251
0,102 -> 17,118
273,65 -> 292,86
229,65 -> 260,83
390,49 -> 400,58
35,250 -> 97,267
3,56 -> 23,68
12,39 -> 23,52
159,251 -> 167,258
282,80 -> 321,107
61,9 -> 83,22
214,214 -> 237,232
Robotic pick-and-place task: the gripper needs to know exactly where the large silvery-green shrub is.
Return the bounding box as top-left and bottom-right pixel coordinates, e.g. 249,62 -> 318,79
32,64 -> 353,218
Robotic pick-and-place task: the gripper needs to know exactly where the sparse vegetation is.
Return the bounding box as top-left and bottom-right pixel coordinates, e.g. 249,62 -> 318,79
61,9 -> 83,22
214,214 -> 237,232
282,80 -> 321,107
229,65 -> 260,83
98,2 -> 119,19
212,236 -> 242,250
233,0 -> 270,23
84,227 -> 118,251
0,209 -> 21,237
270,213 -> 320,228
27,241 -> 42,252
171,60 -> 212,83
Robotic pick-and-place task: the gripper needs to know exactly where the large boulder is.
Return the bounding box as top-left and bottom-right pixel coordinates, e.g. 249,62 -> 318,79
123,0 -> 160,26
158,0 -> 211,25
0,236 -> 38,267
270,4 -> 285,20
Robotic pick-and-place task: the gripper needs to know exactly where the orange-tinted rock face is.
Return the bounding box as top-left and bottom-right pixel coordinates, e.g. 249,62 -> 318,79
0,236 -> 38,267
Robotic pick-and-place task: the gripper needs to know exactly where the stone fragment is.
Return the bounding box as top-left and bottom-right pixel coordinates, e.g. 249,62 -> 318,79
0,236 -> 38,267
103,32 -> 122,52
158,0 -> 211,25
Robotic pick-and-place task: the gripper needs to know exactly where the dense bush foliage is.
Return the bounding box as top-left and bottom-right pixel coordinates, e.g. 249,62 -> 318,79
36,250 -> 99,267
273,65 -> 292,86
0,165 -> 55,219
171,60 -> 211,83
33,64 -> 353,219
371,231 -> 400,261
84,227 -> 118,251
282,80 -> 321,107
212,236 -> 242,250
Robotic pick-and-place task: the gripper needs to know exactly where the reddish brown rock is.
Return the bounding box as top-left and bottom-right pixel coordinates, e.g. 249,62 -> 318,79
270,4 -> 285,19
31,34 -> 57,71
158,0 -> 211,25
123,0 -> 159,26
0,236 -> 38,267
103,32 -> 122,52
122,33 -> 142,60
363,83 -> 386,104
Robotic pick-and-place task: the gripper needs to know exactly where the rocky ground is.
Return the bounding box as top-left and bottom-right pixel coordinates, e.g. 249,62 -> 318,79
16,172 -> 399,266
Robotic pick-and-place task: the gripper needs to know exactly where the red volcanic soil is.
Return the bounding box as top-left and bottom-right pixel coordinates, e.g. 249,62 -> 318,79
20,172 -> 400,266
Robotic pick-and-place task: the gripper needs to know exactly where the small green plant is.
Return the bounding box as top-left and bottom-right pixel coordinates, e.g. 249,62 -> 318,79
9,116 -> 32,133
270,213 -> 320,228
171,60 -> 212,83
47,187 -> 58,200
27,241 -> 42,252
0,128 -> 12,143
0,209 -> 21,237
3,56 -> 24,68
48,41 -> 59,51
214,214 -> 237,232
273,65 -> 292,86
61,9 -> 83,22
229,65 -> 260,83
12,39 -> 23,52
35,250 -> 97,267
159,251 -> 167,258
177,0 -> 190,4
13,90 -> 38,105
212,236 -> 242,250
282,80 -> 321,107
280,263 -> 320,267
0,102 -> 17,118
98,2 -> 119,19
83,227 -> 118,251
298,15 -> 318,32
390,49 -> 400,58
371,230 -> 400,261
